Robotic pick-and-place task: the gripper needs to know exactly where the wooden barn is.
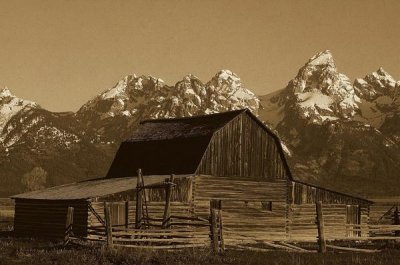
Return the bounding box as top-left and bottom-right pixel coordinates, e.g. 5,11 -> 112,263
12,109 -> 372,244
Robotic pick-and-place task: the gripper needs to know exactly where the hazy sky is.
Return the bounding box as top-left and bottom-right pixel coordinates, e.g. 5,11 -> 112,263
0,0 -> 399,111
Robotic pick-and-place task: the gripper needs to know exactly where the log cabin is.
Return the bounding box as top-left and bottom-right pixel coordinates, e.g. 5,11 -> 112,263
12,109 -> 372,243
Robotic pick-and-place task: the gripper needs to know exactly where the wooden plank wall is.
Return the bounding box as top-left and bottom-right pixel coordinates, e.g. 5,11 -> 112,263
288,181 -> 370,241
288,204 -> 369,241
197,113 -> 288,180
193,175 -> 289,244
369,203 -> 399,225
14,199 -> 89,239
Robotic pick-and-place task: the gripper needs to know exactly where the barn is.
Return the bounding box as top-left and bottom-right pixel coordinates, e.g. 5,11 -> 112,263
12,109 -> 371,243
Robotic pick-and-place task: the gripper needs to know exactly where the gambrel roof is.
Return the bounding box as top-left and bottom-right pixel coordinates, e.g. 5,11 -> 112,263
106,109 -> 291,178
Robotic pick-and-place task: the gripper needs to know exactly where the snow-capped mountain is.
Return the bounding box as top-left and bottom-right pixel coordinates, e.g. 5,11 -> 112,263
259,50 -> 360,126
0,87 -> 38,142
0,53 -> 399,197
259,50 -> 400,197
354,67 -> 400,128
77,70 -> 259,143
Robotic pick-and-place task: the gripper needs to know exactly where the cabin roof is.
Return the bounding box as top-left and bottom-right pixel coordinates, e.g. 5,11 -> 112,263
12,175 -> 188,200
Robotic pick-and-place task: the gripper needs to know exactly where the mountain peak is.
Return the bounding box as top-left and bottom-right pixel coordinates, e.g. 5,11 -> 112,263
183,74 -> 200,81
214,69 -> 240,82
287,50 -> 359,123
0,87 -> 12,98
307,50 -> 335,67
373,67 -> 397,82
354,66 -> 399,102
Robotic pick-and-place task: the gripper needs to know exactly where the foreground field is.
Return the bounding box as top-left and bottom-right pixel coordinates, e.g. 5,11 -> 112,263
0,237 -> 399,265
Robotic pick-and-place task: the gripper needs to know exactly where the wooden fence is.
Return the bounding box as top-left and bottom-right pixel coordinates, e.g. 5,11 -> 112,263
83,199 -> 224,252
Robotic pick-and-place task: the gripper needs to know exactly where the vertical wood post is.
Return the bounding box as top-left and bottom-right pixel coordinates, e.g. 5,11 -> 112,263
217,200 -> 225,253
357,205 -> 362,237
135,168 -> 143,229
394,206 -> 400,236
162,174 -> 174,229
209,199 -> 218,253
316,201 -> 326,253
125,200 -> 129,229
64,206 -> 74,247
104,202 -> 113,248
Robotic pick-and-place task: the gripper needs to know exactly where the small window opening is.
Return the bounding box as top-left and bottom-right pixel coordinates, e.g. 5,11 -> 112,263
261,201 -> 273,211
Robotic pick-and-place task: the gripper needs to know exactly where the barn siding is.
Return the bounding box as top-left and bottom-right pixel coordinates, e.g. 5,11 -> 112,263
287,181 -> 370,241
192,175 -> 289,242
196,113 -> 288,180
14,199 -> 89,239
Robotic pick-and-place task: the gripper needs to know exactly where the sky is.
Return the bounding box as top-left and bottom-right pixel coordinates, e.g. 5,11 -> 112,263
0,0 -> 399,112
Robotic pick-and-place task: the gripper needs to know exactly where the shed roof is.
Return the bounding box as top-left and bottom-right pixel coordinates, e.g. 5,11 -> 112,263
12,175 -> 187,200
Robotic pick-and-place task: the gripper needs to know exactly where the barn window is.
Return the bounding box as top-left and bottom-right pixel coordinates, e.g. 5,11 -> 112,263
261,201 -> 273,211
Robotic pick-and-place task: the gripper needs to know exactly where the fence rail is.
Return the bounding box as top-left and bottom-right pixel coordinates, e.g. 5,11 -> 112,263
84,197 -> 224,252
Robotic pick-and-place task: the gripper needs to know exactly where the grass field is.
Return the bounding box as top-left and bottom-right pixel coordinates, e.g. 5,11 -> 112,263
0,237 -> 399,265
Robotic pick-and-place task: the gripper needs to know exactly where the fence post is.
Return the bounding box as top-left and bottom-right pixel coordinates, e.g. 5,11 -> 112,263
125,200 -> 129,230
135,168 -> 143,229
64,206 -> 74,247
394,206 -> 400,236
217,200 -> 224,253
316,201 -> 326,253
162,174 -> 174,229
104,202 -> 113,248
209,199 -> 218,253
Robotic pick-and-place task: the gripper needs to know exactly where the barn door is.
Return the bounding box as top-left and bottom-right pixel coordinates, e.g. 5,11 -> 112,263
110,203 -> 127,226
346,205 -> 360,237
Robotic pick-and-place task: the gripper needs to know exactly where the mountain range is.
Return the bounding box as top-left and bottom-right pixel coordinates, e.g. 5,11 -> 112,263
1,51 -> 399,198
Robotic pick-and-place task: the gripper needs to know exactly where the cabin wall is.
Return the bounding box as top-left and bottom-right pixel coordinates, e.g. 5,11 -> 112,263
192,175 -> 289,243
197,113 -> 288,180
287,181 -> 370,241
14,199 -> 89,239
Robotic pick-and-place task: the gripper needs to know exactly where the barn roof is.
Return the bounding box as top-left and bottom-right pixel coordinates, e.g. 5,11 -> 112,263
12,175 -> 187,200
128,109 -> 246,141
106,110 -> 247,177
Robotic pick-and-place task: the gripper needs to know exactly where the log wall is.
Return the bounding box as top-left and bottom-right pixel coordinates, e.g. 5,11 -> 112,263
14,199 -> 89,239
288,204 -> 369,241
197,113 -> 288,180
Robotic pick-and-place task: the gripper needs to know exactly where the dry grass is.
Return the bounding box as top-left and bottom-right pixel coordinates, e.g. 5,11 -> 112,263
0,237 -> 399,265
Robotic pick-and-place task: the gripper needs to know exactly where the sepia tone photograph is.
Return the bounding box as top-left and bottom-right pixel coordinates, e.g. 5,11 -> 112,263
0,0 -> 399,264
